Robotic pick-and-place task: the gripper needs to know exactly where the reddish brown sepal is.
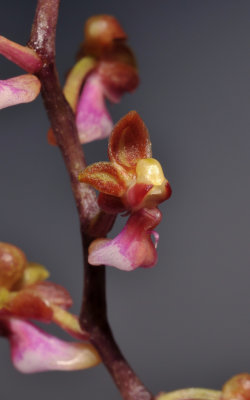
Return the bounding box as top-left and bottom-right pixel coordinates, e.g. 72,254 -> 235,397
83,15 -> 127,57
126,183 -> 153,210
108,111 -> 152,171
222,374 -> 250,400
98,193 -> 127,214
0,242 -> 27,290
7,292 -> 53,322
79,162 -> 127,196
98,61 -> 139,103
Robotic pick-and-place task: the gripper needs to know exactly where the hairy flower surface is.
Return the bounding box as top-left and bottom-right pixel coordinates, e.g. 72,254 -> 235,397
48,14 -> 139,145
0,243 -> 100,372
79,111 -> 171,214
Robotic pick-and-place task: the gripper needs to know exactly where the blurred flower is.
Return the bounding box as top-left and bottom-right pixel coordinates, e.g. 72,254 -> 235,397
89,208 -> 161,271
0,242 -> 100,372
0,74 -> 40,109
222,374 -> 250,400
48,14 -> 139,145
79,111 -> 171,214
0,36 -> 41,109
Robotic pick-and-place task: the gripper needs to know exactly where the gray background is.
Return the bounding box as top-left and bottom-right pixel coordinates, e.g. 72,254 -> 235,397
0,0 -> 250,399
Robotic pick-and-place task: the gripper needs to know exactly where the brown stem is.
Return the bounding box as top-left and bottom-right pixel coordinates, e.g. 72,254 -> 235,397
29,1 -> 153,399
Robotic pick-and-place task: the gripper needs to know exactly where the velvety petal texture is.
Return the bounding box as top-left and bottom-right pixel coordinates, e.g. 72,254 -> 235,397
79,112 -> 171,213
76,73 -> 113,143
108,111 -> 152,171
6,318 -> 100,373
0,75 -> 41,109
88,208 -> 162,271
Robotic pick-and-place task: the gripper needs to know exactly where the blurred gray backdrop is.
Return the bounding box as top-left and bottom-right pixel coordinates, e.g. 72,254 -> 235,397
0,0 -> 250,399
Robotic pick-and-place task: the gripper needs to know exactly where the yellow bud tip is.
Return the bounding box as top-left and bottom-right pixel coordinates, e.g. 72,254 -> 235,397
136,158 -> 166,186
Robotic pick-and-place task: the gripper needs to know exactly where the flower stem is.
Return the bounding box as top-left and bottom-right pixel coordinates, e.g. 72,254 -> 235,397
29,1 -> 153,399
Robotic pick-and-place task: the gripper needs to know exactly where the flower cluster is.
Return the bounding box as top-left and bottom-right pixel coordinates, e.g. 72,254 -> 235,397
79,111 -> 171,271
48,15 -> 139,145
0,242 -> 100,373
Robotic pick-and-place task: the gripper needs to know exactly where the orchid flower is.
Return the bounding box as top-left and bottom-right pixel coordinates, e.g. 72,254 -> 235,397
0,36 -> 41,108
0,242 -> 100,372
79,111 -> 171,271
89,208 -> 162,271
79,111 -> 171,214
48,15 -> 139,145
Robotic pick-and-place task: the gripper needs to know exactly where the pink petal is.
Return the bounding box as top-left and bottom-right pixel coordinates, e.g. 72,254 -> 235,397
0,75 -> 41,109
5,318 -> 100,373
88,208 -> 162,271
0,36 -> 42,73
76,72 -> 113,144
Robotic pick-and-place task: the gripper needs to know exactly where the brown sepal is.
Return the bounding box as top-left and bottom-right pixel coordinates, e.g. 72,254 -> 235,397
79,162 -> 127,197
108,111 -> 152,171
98,61 -> 139,103
98,193 -> 127,214
7,292 -> 53,322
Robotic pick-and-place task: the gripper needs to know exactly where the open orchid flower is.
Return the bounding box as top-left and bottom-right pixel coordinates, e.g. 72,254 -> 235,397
0,242 -> 101,373
0,36 -> 41,109
1,318 -> 100,373
89,208 -> 162,271
79,111 -> 171,214
48,14 -> 139,145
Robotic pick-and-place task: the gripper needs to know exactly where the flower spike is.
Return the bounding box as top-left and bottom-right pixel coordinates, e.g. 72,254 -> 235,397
88,208 -> 162,271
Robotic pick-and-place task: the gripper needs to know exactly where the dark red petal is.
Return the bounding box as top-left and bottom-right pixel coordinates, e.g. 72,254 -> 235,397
8,292 -> 53,322
79,162 -> 127,196
108,111 -> 152,171
98,193 -> 127,214
98,61 -> 139,103
125,183 -> 153,210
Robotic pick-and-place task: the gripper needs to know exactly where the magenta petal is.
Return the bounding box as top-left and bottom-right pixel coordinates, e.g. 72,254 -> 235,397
76,73 -> 113,144
7,318 -> 100,373
0,75 -> 41,109
0,36 -> 42,73
88,208 -> 162,271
